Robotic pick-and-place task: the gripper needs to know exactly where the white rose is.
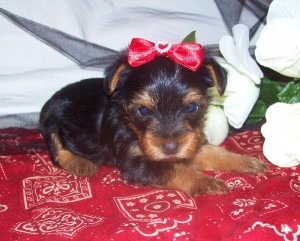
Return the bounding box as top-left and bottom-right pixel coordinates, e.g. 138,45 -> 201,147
212,58 -> 261,129
209,24 -> 263,129
204,24 -> 263,144
261,103 -> 300,167
255,0 -> 300,78
204,105 -> 229,145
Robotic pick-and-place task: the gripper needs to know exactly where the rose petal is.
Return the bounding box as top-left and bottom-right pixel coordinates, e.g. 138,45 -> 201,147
223,85 -> 259,129
261,103 -> 300,167
255,19 -> 300,78
267,0 -> 300,22
219,35 -> 244,71
204,105 -> 229,145
232,24 -> 263,83
215,58 -> 260,129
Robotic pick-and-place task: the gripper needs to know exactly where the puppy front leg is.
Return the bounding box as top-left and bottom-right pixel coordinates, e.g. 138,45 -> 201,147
160,164 -> 229,196
120,156 -> 228,196
193,145 -> 268,174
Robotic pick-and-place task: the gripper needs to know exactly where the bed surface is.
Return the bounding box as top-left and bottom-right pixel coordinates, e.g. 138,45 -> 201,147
0,128 -> 299,241
1,1 -> 299,240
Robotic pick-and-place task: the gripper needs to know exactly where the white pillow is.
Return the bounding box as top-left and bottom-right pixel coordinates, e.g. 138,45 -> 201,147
0,0 -> 227,75
0,0 -> 228,117
87,1 -> 229,50
0,0 -> 101,74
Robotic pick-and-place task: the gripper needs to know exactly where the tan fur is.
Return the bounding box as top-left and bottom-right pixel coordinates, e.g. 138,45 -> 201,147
182,89 -> 206,105
51,133 -> 98,176
206,64 -> 223,95
128,142 -> 143,157
109,64 -> 125,94
158,144 -> 267,195
141,129 -> 202,161
131,91 -> 157,110
159,164 -> 229,196
192,144 -> 268,174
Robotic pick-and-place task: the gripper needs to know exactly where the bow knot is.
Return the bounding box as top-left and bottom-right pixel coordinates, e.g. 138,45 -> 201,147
127,38 -> 204,71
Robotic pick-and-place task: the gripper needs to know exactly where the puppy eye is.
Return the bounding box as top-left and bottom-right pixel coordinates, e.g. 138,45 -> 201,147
186,102 -> 199,113
137,106 -> 150,116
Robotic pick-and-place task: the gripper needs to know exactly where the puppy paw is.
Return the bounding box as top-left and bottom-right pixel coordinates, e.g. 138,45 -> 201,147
239,156 -> 268,174
159,164 -> 229,196
192,176 -> 229,196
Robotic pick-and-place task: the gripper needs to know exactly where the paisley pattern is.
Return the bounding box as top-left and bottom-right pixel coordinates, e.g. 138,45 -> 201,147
0,128 -> 299,240
14,208 -> 103,237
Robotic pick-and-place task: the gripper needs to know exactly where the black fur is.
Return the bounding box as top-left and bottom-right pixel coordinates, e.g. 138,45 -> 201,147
40,48 -> 227,188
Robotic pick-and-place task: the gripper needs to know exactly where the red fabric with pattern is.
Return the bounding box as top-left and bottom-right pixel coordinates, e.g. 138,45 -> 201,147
0,128 -> 299,241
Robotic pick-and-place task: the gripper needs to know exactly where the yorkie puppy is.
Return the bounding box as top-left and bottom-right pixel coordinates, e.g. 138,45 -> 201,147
40,38 -> 267,196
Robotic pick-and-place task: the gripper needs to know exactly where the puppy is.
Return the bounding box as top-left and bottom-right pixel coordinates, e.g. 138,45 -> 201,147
40,38 -> 267,196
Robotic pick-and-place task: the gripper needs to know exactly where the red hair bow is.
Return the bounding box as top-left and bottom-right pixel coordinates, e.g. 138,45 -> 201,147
127,38 -> 204,72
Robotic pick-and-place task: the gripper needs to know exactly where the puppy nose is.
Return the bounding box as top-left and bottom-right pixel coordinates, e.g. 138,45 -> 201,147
162,142 -> 179,154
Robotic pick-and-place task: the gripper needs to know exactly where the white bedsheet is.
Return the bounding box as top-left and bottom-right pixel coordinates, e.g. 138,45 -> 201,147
0,0 -> 228,118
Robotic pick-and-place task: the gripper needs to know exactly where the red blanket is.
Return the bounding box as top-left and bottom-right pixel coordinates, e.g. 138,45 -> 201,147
0,128 -> 299,241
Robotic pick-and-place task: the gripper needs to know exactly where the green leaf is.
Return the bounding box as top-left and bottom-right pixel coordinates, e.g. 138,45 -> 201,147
245,77 -> 287,125
182,31 -> 196,42
258,77 -> 283,107
277,82 -> 300,103
246,100 -> 267,124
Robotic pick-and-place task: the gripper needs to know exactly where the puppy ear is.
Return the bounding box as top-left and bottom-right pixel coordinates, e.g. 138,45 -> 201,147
103,54 -> 129,95
202,57 -> 227,95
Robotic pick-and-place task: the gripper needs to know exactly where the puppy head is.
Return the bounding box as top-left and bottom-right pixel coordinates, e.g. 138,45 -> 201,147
104,48 -> 227,162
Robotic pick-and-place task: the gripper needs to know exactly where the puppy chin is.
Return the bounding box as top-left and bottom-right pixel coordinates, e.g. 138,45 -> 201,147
144,149 -> 193,163
159,156 -> 190,164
